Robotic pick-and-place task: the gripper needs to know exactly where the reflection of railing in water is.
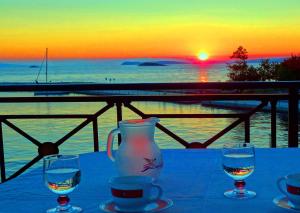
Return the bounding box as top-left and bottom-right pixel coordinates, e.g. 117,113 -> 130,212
0,81 -> 299,183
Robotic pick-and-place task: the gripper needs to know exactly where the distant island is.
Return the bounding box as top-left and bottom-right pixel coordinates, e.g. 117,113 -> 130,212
121,61 -> 141,65
138,62 -> 166,66
156,60 -> 188,65
121,60 -> 189,66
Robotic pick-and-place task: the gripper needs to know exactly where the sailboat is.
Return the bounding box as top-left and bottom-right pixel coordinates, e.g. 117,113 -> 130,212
34,48 -> 70,96
35,48 -> 49,84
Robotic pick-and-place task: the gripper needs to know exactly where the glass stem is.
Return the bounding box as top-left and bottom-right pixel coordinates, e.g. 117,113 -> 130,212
57,195 -> 71,211
234,180 -> 246,194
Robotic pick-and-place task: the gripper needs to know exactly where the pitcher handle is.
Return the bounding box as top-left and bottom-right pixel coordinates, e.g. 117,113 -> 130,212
107,128 -> 120,162
277,177 -> 288,196
149,183 -> 163,202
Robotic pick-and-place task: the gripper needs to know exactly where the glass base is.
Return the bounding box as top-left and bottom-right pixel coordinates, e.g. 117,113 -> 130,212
47,206 -> 82,213
224,189 -> 256,199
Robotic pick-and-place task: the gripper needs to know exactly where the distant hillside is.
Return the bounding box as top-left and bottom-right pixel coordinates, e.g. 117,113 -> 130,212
247,57 -> 286,63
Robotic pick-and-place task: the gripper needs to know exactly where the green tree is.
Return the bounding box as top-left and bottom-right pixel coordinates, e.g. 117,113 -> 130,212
227,46 -> 280,81
227,46 -> 260,81
257,59 -> 279,81
278,55 -> 300,81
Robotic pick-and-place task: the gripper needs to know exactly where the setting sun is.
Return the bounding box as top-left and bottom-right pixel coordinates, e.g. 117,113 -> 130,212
198,53 -> 209,61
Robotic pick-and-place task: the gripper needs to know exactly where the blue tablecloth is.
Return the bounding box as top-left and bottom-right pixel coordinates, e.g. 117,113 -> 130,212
0,149 -> 299,212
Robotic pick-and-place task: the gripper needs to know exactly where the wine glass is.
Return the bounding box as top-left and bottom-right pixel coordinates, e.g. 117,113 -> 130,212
222,143 -> 256,199
43,154 -> 82,212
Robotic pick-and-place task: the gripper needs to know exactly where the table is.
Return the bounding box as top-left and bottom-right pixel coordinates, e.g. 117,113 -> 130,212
0,149 -> 299,213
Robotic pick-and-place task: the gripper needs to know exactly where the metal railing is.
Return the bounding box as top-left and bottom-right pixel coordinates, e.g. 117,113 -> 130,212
0,81 -> 299,182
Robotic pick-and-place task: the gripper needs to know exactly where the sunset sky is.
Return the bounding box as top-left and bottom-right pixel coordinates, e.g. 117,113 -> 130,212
1,0 -> 300,60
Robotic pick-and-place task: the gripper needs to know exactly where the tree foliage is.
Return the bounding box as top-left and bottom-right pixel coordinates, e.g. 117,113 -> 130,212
257,59 -> 279,81
227,46 -> 260,81
227,46 -> 280,81
278,55 -> 300,81
230,46 -> 248,60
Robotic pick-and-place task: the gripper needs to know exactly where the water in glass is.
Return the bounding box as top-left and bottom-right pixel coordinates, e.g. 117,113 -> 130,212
223,153 -> 255,180
45,168 -> 81,195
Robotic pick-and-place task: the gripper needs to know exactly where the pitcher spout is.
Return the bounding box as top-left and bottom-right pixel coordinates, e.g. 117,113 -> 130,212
148,117 -> 159,124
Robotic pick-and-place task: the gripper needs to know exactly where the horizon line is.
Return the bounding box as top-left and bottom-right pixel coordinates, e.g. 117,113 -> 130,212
0,54 -> 294,61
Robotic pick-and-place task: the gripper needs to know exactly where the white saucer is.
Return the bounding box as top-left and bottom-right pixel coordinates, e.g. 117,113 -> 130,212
99,198 -> 173,213
273,195 -> 300,211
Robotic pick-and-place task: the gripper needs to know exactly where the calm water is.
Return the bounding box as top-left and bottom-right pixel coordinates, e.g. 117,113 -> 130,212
0,59 -> 228,83
0,59 -> 295,174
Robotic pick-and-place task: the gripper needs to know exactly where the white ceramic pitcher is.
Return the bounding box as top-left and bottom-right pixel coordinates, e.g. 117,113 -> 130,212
107,117 -> 163,179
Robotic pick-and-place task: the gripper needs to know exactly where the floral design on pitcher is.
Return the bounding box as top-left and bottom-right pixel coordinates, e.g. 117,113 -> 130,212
141,158 -> 163,172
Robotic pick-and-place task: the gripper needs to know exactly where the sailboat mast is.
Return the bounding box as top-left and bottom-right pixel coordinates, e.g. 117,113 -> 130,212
45,48 -> 48,83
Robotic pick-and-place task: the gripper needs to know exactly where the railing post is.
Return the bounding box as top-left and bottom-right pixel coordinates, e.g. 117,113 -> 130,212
270,100 -> 277,148
245,118 -> 250,143
116,102 -> 123,145
92,119 -> 99,152
0,121 -> 6,182
288,88 -> 299,147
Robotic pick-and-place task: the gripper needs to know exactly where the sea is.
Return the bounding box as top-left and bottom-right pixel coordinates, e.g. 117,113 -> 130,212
0,58 -> 296,175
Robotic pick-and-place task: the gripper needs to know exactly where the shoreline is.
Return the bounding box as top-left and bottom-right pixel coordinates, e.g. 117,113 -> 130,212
200,100 -> 297,113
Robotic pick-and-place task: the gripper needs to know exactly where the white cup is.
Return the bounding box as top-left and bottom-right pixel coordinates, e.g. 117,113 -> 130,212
277,173 -> 300,209
109,176 -> 163,211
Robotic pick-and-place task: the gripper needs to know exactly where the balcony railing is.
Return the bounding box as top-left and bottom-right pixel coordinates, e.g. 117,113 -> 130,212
0,81 -> 299,183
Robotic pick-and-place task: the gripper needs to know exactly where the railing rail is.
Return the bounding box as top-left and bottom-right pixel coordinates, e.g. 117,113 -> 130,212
0,81 -> 300,91
0,81 -> 299,182
0,94 -> 297,103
